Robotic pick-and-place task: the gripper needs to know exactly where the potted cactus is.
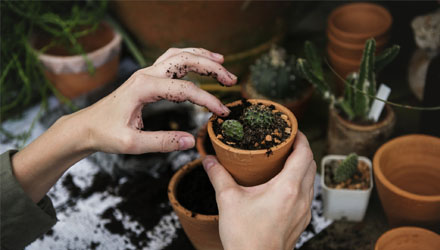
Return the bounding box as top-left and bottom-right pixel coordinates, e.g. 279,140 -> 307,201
297,39 -> 400,156
241,46 -> 314,118
321,153 -> 373,221
207,99 -> 298,186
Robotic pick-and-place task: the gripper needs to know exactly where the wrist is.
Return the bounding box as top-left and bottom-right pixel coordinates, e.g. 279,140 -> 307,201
57,110 -> 95,155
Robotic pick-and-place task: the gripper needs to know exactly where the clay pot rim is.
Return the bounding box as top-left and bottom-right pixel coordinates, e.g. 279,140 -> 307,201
327,29 -> 388,51
35,22 -> 122,63
321,154 -> 374,193
374,226 -> 440,250
373,134 -> 440,202
207,99 -> 298,155
168,158 -> 219,221
328,2 -> 392,41
241,77 -> 315,109
331,105 -> 395,132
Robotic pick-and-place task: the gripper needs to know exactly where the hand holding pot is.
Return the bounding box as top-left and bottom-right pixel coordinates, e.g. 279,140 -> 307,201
74,47 -> 238,154
202,132 -> 316,250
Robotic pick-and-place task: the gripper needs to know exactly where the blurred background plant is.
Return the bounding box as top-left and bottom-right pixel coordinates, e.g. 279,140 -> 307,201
0,0 -> 108,143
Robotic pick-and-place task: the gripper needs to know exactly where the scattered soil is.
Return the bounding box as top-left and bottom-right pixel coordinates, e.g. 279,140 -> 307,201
176,166 -> 218,215
213,100 -> 290,150
324,160 -> 371,190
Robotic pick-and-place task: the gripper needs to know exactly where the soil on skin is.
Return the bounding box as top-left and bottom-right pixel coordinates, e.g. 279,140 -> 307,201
176,166 -> 218,215
213,100 -> 290,151
324,160 -> 371,190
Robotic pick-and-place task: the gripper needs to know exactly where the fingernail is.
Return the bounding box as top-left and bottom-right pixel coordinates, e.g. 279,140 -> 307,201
212,52 -> 223,59
228,72 -> 237,80
178,136 -> 195,150
221,105 -> 230,116
203,156 -> 217,170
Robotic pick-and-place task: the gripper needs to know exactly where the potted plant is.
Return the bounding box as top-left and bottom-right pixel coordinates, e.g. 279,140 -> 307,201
321,153 -> 373,221
297,38 -> 400,157
241,46 -> 314,119
373,134 -> 440,228
168,159 -> 222,250
207,99 -> 298,186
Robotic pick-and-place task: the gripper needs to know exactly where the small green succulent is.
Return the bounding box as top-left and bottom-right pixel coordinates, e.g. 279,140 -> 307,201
221,119 -> 244,141
334,153 -> 359,183
242,105 -> 275,128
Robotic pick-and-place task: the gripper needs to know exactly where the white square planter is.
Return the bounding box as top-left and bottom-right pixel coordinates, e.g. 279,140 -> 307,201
321,155 -> 373,222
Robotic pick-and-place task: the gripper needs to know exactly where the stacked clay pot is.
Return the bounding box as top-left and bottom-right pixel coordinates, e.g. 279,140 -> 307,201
327,2 -> 392,86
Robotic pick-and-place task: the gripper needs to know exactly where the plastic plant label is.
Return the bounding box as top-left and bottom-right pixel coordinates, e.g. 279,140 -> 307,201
368,84 -> 391,122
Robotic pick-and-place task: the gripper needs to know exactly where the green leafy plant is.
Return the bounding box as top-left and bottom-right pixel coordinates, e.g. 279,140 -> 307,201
250,46 -> 308,100
296,39 -> 400,122
242,105 -> 275,129
334,153 -> 358,183
221,120 -> 244,141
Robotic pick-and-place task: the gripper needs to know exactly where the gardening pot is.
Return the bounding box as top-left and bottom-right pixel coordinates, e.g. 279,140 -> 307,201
112,1 -> 287,79
207,99 -> 298,186
321,155 -> 373,222
373,134 -> 440,229
326,45 -> 360,82
327,2 -> 392,45
375,226 -> 440,250
327,105 -> 395,157
240,78 -> 315,120
168,159 -> 222,250
34,22 -> 122,99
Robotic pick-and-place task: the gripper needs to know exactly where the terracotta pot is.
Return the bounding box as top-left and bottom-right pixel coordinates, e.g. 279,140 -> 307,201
168,159 -> 222,250
327,105 -> 395,157
327,29 -> 388,61
321,155 -> 373,222
327,45 -> 360,82
196,123 -> 215,158
240,78 -> 315,120
327,2 -> 392,45
375,226 -> 440,250
112,1 -> 287,79
34,22 -> 122,99
207,99 -> 298,186
373,134 -> 440,228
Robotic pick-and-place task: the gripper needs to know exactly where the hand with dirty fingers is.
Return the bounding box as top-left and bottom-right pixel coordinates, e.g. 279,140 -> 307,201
203,132 -> 316,250
10,48 -> 237,204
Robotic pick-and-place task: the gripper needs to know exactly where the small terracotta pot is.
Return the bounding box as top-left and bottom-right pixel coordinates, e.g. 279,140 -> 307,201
240,78 -> 315,120
373,134 -> 440,228
375,226 -> 440,250
327,105 -> 395,157
168,159 -> 222,250
34,22 -> 122,99
327,2 -> 392,45
327,45 -> 360,83
327,29 -> 388,61
207,99 -> 298,186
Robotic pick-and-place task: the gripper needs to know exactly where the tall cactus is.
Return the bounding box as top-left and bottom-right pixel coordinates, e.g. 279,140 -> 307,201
296,39 -> 400,122
334,153 -> 359,183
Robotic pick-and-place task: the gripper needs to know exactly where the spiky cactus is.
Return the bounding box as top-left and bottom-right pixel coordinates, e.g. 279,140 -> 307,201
221,120 -> 244,141
242,105 -> 275,128
296,39 -> 400,122
250,46 -> 307,100
334,153 -> 359,183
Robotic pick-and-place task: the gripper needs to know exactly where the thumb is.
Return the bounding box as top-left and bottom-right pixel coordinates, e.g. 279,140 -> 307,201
132,130 -> 195,154
202,155 -> 237,193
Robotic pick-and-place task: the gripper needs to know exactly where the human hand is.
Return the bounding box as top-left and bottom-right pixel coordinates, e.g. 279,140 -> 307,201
69,48 -> 237,154
202,132 -> 316,250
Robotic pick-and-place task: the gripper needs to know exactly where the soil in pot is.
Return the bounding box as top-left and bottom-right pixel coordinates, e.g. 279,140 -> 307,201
324,159 -> 371,190
176,166 -> 218,215
212,100 -> 291,151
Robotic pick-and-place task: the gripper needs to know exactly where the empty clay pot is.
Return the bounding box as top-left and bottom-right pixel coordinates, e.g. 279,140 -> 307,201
34,22 -> 122,99
327,45 -> 360,81
207,99 -> 298,186
168,159 -> 222,250
373,134 -> 440,228
327,2 -> 392,45
327,105 -> 396,157
375,226 -> 440,250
